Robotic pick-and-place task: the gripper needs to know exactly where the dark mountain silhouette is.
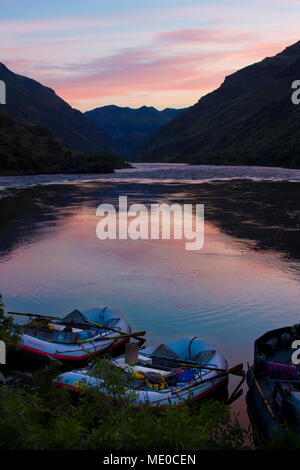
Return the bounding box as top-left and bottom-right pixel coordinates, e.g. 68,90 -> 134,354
136,41 -> 300,168
0,107 -> 128,175
85,105 -> 185,157
0,63 -> 117,155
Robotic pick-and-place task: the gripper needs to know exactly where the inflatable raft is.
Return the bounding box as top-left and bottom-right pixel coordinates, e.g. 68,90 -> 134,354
247,324 -> 300,442
55,337 -> 229,407
9,307 -> 131,364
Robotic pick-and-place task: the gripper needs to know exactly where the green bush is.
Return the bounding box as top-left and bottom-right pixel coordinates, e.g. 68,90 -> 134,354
0,295 -> 21,347
0,356 -> 252,450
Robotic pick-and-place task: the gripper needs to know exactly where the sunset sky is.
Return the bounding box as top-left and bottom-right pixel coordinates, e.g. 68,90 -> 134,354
1,0 -> 300,111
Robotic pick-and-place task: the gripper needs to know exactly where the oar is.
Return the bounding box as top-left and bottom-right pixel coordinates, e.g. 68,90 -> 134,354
146,353 -> 202,367
86,319 -> 125,333
171,363 -> 245,394
86,320 -> 146,339
247,363 -> 274,418
9,311 -> 145,345
8,312 -> 143,338
8,312 -> 125,333
146,352 -> 244,375
77,330 -> 146,344
178,362 -> 244,375
8,311 -> 118,330
8,311 -> 57,320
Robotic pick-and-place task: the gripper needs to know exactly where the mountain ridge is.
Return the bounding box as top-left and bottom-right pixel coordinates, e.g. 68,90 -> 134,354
136,41 -> 300,168
85,104 -> 185,157
0,63 -> 117,155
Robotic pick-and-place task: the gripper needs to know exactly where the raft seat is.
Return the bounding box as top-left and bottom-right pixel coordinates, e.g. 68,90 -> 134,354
191,349 -> 216,364
150,343 -> 179,368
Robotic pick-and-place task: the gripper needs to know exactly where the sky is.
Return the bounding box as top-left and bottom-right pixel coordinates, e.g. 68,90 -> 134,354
1,0 -> 300,111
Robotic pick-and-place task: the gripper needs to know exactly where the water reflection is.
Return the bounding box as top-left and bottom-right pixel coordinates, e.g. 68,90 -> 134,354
0,177 -> 300,427
1,180 -> 300,263
0,179 -> 299,341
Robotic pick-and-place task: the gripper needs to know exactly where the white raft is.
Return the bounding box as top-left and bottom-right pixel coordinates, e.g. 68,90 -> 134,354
55,337 -> 228,407
12,307 -> 131,363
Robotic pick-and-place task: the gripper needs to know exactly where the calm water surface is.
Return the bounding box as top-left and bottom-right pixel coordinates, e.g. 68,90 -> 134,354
1,163 -> 300,428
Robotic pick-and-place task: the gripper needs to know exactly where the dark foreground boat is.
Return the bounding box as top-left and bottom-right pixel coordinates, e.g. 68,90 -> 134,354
247,324 -> 300,442
55,337 -> 244,408
8,307 -> 142,365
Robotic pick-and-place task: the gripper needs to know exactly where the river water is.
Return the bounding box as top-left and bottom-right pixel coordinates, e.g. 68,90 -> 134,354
1,163 -> 300,428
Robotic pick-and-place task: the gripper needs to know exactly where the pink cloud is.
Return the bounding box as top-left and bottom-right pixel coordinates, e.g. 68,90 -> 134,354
2,21 -> 299,110
41,36 -> 295,108
156,29 -> 259,45
44,47 -> 232,97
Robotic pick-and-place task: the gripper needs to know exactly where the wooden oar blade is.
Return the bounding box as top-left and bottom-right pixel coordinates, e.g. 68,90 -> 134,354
130,330 -> 146,338
79,330 -> 147,343
228,363 -> 245,377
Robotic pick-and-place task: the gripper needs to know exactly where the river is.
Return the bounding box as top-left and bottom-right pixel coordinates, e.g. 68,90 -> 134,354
1,162 -> 300,429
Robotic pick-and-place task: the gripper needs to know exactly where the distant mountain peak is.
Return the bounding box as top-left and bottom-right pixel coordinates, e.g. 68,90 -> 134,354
85,105 -> 185,158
